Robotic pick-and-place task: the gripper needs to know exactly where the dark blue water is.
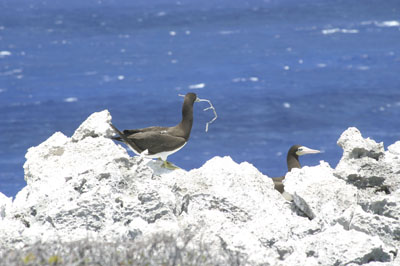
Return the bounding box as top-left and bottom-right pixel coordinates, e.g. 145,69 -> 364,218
1,0 -> 400,197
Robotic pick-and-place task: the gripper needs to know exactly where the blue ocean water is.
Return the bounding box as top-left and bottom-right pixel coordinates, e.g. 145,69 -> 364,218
1,0 -> 400,197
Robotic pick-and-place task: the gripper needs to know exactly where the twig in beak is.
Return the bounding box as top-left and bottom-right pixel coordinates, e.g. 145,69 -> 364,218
197,97 -> 217,132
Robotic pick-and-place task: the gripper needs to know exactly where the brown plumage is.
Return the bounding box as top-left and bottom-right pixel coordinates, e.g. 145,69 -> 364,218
110,93 -> 198,168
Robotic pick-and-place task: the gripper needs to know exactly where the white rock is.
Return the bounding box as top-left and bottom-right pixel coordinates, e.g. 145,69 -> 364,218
348,205 -> 400,247
71,110 -> 114,141
285,161 -> 358,224
157,156 -> 307,265
387,141 -> 400,155
337,127 -> 385,160
332,127 -> 400,248
1,115 -> 399,265
358,189 -> 400,222
284,225 -> 395,265
23,131 -> 70,184
0,193 -> 12,220
383,141 -> 400,190
335,127 -> 390,188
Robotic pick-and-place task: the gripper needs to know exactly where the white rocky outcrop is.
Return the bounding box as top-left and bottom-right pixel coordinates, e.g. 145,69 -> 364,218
0,111 -> 399,265
284,127 -> 400,263
0,193 -> 12,220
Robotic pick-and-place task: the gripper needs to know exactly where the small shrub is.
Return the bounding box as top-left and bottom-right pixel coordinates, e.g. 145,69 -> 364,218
0,232 -> 247,266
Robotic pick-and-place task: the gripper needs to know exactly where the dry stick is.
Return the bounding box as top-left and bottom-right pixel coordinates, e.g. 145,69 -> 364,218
197,98 -> 217,132
179,94 -> 218,132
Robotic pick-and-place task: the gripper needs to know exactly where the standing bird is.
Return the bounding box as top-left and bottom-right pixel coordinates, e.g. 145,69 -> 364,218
271,145 -> 320,199
110,93 -> 199,169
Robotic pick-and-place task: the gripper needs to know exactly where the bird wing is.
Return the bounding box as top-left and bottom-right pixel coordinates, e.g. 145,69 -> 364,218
123,126 -> 169,136
128,131 -> 186,155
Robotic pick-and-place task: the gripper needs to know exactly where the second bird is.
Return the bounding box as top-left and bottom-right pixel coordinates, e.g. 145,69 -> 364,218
271,145 -> 321,199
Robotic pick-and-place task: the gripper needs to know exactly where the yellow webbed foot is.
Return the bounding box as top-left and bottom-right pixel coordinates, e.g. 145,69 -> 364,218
161,160 -> 180,170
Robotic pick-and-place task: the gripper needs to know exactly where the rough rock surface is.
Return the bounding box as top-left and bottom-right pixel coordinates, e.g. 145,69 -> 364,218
285,127 -> 400,263
335,127 -> 396,190
0,111 -> 399,265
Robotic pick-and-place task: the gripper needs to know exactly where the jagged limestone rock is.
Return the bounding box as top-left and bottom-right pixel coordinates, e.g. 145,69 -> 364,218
284,162 -> 358,224
0,193 -> 12,220
1,114 -> 399,265
335,127 -> 392,189
283,225 -> 395,265
383,141 -> 400,191
348,205 -> 400,247
71,110 -> 115,141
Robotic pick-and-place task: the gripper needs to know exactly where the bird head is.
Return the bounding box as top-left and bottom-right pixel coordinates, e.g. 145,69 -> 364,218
295,145 -> 321,156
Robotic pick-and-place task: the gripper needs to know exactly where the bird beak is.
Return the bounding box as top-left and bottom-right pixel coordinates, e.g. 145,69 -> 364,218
297,146 -> 321,156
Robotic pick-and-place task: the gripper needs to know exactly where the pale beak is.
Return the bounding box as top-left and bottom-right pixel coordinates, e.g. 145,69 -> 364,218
297,146 -> 321,156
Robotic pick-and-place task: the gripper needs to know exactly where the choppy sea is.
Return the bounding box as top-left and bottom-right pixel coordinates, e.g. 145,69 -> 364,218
1,0 -> 400,197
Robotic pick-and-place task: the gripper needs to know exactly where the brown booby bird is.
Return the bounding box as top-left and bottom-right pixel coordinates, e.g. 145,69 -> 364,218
110,93 -> 199,169
272,145 -> 320,199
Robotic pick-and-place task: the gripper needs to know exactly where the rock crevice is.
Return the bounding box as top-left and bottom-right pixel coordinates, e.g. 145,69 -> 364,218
0,111 -> 399,265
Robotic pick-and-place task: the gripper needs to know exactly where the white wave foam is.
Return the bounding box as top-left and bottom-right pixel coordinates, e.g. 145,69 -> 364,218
283,102 -> 291,108
232,77 -> 259,83
322,28 -> 359,35
362,20 -> 400,27
84,71 -> 97,76
118,34 -> 130,39
232,77 -> 245,83
64,97 -> 78,103
357,66 -> 369,71
0,51 -> 11,58
188,83 -> 205,89
0,68 -> 22,76
157,11 -> 166,17
376,20 -> 400,27
346,65 -> 370,71
102,75 -> 113,82
219,30 -> 239,35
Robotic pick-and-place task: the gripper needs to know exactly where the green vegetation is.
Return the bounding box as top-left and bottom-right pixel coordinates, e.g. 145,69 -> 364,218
0,233 -> 247,266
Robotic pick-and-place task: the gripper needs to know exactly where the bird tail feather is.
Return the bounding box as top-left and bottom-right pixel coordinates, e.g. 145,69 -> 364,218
109,123 -> 141,153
